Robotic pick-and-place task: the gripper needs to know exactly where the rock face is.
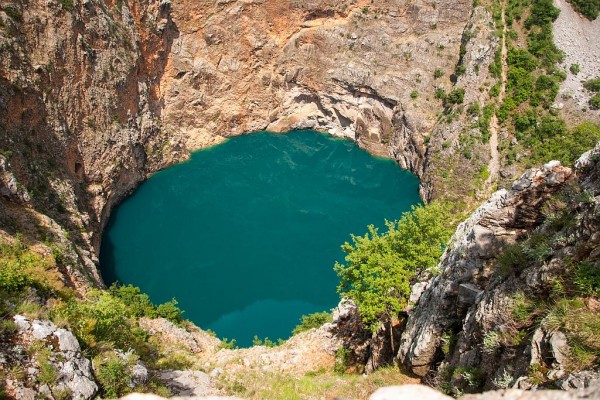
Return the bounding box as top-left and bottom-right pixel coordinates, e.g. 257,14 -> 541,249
398,161 -> 573,376
395,143 -> 600,392
1,0 -> 498,292
6,315 -> 98,400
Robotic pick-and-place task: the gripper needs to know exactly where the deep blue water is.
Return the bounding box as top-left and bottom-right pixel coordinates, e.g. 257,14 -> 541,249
100,130 -> 420,346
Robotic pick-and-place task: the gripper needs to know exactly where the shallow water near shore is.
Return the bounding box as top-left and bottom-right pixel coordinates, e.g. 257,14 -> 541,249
100,130 -> 420,346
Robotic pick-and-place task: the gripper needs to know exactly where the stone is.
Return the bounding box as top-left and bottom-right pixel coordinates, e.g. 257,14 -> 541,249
13,315 -> 31,331
548,331 -> 570,367
369,385 -> 452,400
458,283 -> 483,305
132,363 -> 149,385
31,320 -> 56,340
54,329 -> 81,353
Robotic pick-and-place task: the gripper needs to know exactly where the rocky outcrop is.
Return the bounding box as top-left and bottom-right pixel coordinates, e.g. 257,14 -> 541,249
370,384 -> 600,400
0,0 -> 504,295
398,161 -> 573,377
5,315 -> 98,400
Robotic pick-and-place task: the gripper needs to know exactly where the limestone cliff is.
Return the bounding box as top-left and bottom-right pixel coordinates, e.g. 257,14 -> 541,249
396,143 -> 600,393
1,0 -> 497,291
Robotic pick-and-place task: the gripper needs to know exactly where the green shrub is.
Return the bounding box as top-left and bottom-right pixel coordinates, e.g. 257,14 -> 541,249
482,331 -> 501,353
512,292 -> 535,324
444,89 -> 465,106
95,354 -> 131,398
410,90 -> 418,99
584,78 -> 600,92
435,87 -> 446,100
497,243 -> 529,276
156,299 -> 183,322
334,346 -> 350,374
0,319 -> 17,335
507,48 -> 538,71
467,102 -> 480,116
293,311 -> 332,335
525,0 -> 560,28
528,121 -> 600,166
568,0 -> 600,20
252,336 -> 279,347
335,202 -> 454,330
108,284 -> 157,318
218,338 -> 238,350
2,6 -> 22,21
574,262 -> 600,297
59,0 -> 74,11
590,93 -> 600,110
434,68 -> 444,79
570,64 -> 580,75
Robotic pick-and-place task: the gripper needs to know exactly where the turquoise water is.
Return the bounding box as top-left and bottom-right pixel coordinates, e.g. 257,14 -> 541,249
100,130 -> 420,346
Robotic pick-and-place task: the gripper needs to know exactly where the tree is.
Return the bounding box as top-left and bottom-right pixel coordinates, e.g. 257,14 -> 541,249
334,202 -> 454,351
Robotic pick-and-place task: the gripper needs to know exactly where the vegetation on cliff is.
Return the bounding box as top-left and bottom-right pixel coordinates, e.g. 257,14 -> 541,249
0,236 -> 184,397
334,202 -> 456,334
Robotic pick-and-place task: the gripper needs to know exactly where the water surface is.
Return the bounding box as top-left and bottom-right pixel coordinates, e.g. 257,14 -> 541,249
100,130 -> 420,346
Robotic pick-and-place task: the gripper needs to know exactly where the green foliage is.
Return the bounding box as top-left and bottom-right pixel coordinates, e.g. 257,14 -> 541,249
293,311 -> 332,335
507,48 -> 538,71
584,78 -> 600,92
252,336 -> 279,347
109,283 -> 183,323
410,90 -> 418,99
435,87 -> 446,100
334,346 -> 350,374
95,354 -> 131,398
574,262 -> 600,297
467,102 -> 480,116
334,202 -> 454,330
590,94 -> 600,110
0,240 -> 36,293
218,338 -> 238,350
59,0 -> 74,11
0,319 -> 17,335
525,0 -> 560,29
434,68 -> 444,79
570,64 -> 580,75
482,331 -> 501,353
2,5 -> 22,21
497,243 -> 529,276
156,299 -> 183,322
511,292 -> 535,324
444,89 -> 465,106
527,121 -> 600,166
568,0 -> 600,20
108,284 -> 157,318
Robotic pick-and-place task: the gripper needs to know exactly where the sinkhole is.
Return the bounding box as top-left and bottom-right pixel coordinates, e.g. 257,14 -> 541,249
99,130 -> 421,346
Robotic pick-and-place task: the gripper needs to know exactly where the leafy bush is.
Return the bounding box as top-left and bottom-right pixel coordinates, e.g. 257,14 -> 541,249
334,346 -> 350,374
570,64 -> 580,75
568,0 -> 600,20
293,311 -> 332,335
108,284 -> 157,318
482,331 -> 501,353
525,0 -> 560,28
574,262 -> 600,297
528,121 -> 600,166
334,202 -> 454,330
497,243 -> 529,275
444,89 -> 465,106
94,353 -> 131,398
584,78 -> 600,92
590,93 -> 600,110
434,68 -> 444,79
156,299 -> 183,322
